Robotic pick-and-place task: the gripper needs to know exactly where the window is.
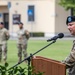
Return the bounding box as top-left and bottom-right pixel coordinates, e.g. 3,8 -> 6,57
28,5 -> 35,22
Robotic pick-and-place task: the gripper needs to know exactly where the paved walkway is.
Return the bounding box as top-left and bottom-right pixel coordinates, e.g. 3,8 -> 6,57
9,36 -> 75,40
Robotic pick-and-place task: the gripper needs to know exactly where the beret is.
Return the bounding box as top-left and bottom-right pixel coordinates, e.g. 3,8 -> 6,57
0,22 -> 4,25
66,16 -> 75,25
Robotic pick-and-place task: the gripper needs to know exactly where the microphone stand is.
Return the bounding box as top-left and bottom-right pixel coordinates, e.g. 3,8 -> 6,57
7,40 -> 56,75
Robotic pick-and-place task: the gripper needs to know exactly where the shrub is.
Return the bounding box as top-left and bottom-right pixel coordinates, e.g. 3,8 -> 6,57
0,63 -> 44,75
30,32 -> 44,37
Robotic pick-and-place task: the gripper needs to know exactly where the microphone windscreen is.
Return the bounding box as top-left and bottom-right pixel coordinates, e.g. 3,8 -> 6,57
58,33 -> 64,38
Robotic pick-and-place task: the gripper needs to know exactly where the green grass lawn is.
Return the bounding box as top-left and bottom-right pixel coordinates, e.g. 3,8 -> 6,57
0,39 -> 73,70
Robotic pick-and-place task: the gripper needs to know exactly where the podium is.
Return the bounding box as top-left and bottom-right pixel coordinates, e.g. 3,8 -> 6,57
31,56 -> 66,75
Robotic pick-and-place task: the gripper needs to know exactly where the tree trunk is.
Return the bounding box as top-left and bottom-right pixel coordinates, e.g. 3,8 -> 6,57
71,8 -> 73,16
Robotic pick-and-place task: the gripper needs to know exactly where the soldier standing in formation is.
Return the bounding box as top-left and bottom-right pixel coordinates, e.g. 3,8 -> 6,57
17,22 -> 30,63
0,22 -> 10,63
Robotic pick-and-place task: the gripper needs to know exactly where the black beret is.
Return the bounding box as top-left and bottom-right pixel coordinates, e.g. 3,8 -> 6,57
18,22 -> 23,25
66,16 -> 75,25
0,22 -> 4,25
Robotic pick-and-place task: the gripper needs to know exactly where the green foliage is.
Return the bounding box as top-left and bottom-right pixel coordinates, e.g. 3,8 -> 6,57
0,63 -> 44,75
0,63 -> 8,75
59,0 -> 75,10
59,0 -> 75,15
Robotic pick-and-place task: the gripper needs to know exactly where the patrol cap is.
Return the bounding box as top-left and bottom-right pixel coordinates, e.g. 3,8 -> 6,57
66,16 -> 75,25
0,22 -> 4,25
18,22 -> 23,25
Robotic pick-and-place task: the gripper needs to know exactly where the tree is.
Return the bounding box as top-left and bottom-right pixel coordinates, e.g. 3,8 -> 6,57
59,0 -> 75,16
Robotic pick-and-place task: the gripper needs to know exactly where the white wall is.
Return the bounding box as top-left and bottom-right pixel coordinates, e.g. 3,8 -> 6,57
55,0 -> 70,34
0,0 -> 70,37
9,0 -> 55,34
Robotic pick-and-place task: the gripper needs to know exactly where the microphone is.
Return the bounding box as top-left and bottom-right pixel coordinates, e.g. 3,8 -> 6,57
47,33 -> 64,42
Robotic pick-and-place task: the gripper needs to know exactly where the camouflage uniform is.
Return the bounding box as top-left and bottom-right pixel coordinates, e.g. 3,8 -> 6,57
0,28 -> 10,62
63,40 -> 75,75
17,28 -> 30,62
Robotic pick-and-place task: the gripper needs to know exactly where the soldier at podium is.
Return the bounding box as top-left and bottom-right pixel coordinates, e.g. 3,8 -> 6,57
62,16 -> 75,75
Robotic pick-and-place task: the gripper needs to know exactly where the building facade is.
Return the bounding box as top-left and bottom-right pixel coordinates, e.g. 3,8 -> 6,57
0,0 -> 70,37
